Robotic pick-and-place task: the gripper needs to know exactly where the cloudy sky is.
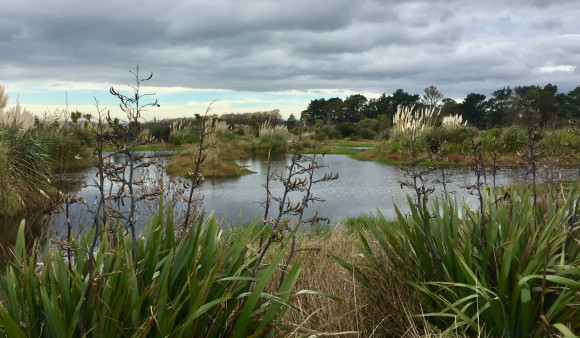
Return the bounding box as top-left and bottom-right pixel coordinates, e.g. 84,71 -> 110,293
1,0 -> 579,120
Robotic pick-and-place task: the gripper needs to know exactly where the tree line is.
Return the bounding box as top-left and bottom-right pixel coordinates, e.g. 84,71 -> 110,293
300,84 -> 580,129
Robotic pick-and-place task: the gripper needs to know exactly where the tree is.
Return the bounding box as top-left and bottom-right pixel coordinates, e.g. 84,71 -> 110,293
71,111 -> 82,124
538,84 -> 558,128
488,87 -> 514,127
515,84 -> 559,128
363,93 -> 392,119
559,85 -> 580,119
391,89 -> 420,108
421,85 -> 444,107
286,113 -> 297,129
336,94 -> 367,123
385,89 -> 420,123
459,93 -> 488,128
301,98 -> 328,124
440,98 -> 460,117
324,98 -> 343,123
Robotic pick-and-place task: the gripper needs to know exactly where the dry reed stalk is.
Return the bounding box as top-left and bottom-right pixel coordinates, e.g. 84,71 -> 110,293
259,120 -> 288,137
442,114 -> 467,129
393,105 -> 438,135
264,226 -> 431,337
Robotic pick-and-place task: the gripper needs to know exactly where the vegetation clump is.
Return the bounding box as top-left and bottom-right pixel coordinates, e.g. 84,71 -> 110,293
338,185 -> 580,336
0,206 -> 305,337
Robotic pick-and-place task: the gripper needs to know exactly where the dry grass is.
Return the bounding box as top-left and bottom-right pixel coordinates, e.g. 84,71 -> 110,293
166,137 -> 253,178
264,226 -> 437,337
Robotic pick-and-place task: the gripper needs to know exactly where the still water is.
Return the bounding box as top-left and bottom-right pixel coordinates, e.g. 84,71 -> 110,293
46,151 -> 578,236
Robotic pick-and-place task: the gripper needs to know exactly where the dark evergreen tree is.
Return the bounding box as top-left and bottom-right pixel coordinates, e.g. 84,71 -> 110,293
459,93 -> 488,128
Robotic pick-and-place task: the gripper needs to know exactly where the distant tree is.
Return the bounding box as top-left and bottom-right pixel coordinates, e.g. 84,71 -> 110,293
385,89 -> 420,122
515,84 -> 559,128
324,98 -> 343,123
537,84 -> 558,129
559,85 -> 580,119
440,98 -> 460,117
336,94 -> 367,123
286,113 -> 297,129
459,93 -> 488,128
301,98 -> 328,124
363,93 -> 392,119
421,85 -> 444,107
488,87 -> 514,127
391,89 -> 420,108
71,111 -> 82,124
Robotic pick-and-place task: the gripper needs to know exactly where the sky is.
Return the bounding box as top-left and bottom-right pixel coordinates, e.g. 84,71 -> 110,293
1,0 -> 579,120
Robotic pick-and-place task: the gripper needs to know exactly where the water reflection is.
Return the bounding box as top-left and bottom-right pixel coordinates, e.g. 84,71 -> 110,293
45,151 -> 579,236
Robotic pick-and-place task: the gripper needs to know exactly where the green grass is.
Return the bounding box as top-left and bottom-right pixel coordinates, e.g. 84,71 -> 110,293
332,141 -> 377,148
102,143 -> 186,152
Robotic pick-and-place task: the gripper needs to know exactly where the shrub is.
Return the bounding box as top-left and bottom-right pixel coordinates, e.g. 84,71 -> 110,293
543,128 -> 580,155
343,187 -> 580,336
0,206 -> 305,336
148,125 -> 171,141
335,123 -> 356,138
500,124 -> 526,153
0,123 -> 55,218
316,125 -> 342,140
356,118 -> 380,132
356,128 -> 376,140
378,129 -> 391,140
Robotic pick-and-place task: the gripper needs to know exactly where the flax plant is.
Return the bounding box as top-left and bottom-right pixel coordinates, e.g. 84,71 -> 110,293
0,201 -> 305,337
345,186 -> 580,337
394,105 -> 446,281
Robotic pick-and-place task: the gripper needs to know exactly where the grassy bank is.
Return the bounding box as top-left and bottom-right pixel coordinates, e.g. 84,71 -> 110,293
0,122 -> 93,220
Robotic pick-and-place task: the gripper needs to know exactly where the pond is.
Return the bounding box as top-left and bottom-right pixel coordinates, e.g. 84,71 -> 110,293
45,151 -> 579,237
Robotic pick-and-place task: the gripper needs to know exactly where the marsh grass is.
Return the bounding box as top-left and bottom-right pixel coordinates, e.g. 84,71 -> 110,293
166,137 -> 253,178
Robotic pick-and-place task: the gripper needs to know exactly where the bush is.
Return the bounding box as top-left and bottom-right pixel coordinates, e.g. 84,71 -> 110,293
343,187 -> 580,336
0,207 -> 305,336
148,125 -> 171,141
335,123 -> 356,138
316,125 -> 342,140
418,126 -> 474,151
168,128 -> 200,146
356,118 -> 380,132
543,128 -> 580,155
500,124 -> 526,153
356,128 -> 376,140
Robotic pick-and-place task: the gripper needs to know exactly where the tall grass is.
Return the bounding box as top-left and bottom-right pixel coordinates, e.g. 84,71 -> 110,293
0,204 -> 305,337
341,186 -> 580,336
255,120 -> 289,154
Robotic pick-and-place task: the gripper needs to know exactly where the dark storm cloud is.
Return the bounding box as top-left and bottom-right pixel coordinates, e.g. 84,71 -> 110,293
1,0 -> 579,100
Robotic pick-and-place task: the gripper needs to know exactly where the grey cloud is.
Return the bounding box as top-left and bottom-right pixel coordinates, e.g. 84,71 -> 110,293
1,0 -> 579,100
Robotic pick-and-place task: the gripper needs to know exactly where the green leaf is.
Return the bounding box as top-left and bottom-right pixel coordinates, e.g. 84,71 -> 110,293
0,303 -> 26,338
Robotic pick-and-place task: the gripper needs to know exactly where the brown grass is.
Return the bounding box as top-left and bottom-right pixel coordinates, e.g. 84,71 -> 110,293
264,226 -> 436,337
165,138 -> 253,178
